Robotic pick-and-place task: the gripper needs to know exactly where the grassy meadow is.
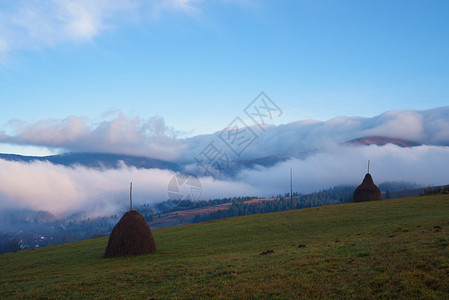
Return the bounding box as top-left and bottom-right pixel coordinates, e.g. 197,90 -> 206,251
1,195 -> 448,298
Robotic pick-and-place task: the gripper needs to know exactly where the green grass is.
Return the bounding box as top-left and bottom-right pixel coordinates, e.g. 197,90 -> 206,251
1,195 -> 449,299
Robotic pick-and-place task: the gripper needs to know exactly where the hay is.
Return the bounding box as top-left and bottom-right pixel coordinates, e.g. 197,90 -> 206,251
104,210 -> 156,258
353,173 -> 381,202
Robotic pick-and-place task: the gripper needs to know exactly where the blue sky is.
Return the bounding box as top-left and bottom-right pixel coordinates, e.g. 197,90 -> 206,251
1,0 -> 448,155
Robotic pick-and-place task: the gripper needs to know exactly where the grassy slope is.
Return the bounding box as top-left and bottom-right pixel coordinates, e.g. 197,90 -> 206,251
1,195 -> 448,299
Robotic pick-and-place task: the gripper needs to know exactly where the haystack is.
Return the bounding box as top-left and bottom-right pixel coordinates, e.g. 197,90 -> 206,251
353,173 -> 381,202
104,210 -> 156,258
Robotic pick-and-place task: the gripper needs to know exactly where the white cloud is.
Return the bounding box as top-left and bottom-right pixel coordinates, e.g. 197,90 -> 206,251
0,0 -> 248,62
237,144 -> 449,194
0,158 -> 257,217
361,110 -> 424,141
0,1 -> 134,63
0,111 -> 184,160
0,158 -> 172,216
2,106 -> 449,163
179,106 -> 449,162
158,0 -> 201,13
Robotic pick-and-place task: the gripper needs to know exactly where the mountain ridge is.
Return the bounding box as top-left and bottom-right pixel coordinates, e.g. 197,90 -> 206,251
0,136 -> 424,172
344,136 -> 422,147
0,152 -> 180,171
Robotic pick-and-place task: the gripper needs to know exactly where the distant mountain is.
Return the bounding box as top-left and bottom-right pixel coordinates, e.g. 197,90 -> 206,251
0,152 -> 180,171
222,151 -> 313,176
345,136 -> 421,147
0,151 -> 309,176
0,135 -> 424,174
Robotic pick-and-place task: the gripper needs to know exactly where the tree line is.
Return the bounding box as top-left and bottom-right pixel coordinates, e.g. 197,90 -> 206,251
192,186 -> 355,223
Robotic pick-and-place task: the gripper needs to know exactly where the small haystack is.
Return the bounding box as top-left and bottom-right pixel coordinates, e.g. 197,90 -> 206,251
104,210 -> 156,258
353,173 -> 381,202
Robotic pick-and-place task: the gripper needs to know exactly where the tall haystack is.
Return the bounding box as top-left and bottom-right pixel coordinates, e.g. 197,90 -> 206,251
353,173 -> 381,202
104,210 -> 156,258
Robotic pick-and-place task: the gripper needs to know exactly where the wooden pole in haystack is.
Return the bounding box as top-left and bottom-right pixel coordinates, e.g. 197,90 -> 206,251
130,182 -> 133,211
367,160 -> 370,174
290,168 -> 293,210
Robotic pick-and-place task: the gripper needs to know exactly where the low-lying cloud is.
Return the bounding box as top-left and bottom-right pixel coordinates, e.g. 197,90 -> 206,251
1,143 -> 448,218
237,144 -> 449,194
0,158 -> 258,217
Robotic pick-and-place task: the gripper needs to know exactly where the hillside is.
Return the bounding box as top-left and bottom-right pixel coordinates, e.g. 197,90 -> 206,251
1,195 -> 448,298
150,198 -> 283,228
0,152 -> 179,171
